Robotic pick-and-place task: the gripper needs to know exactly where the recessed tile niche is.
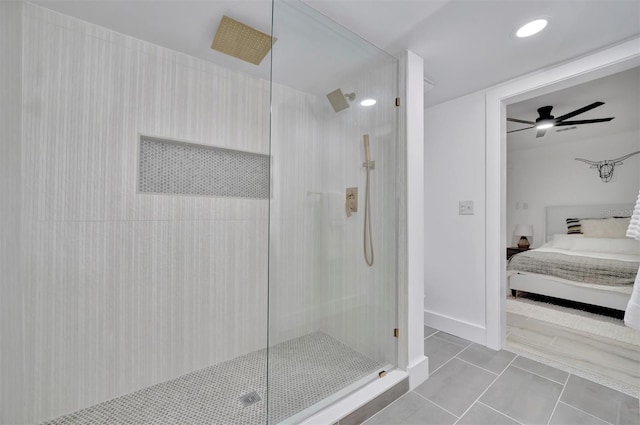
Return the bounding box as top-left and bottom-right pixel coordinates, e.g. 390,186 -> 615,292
138,135 -> 269,199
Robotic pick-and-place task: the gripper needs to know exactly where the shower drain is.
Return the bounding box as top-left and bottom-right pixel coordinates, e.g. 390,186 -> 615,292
239,391 -> 262,407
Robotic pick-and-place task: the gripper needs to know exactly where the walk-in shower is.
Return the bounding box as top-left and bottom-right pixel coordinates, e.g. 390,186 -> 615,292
0,0 -> 399,423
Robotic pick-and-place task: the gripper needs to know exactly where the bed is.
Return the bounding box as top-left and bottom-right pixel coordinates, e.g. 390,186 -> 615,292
508,204 -> 640,311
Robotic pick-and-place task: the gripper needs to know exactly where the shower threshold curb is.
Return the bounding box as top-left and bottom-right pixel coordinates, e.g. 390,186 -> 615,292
295,369 -> 409,425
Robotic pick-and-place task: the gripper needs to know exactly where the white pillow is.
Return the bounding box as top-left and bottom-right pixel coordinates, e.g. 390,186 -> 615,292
550,234 -> 583,250
580,217 -> 631,238
553,234 -> 584,240
570,237 -> 640,255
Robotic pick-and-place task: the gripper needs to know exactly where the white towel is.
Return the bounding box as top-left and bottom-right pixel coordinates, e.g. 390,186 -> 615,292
624,189 -> 640,331
626,190 -> 640,240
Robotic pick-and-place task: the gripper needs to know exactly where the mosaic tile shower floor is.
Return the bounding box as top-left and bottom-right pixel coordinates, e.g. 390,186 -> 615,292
42,332 -> 384,425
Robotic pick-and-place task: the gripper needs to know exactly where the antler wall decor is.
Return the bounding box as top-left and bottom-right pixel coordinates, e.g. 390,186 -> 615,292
575,151 -> 640,183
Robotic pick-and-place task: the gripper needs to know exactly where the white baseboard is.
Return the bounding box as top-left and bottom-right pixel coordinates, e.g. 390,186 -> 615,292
424,309 -> 486,345
407,355 -> 429,390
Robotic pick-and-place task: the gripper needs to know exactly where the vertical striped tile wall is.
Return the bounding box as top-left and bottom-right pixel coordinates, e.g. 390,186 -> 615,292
267,83 -> 324,345
0,2 -> 24,424
20,4 -> 276,423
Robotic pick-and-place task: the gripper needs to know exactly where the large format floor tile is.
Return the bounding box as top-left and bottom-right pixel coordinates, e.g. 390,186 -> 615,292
424,325 -> 438,338
363,392 -> 456,425
433,331 -> 473,348
379,325 -> 640,425
456,402 -> 520,425
415,358 -> 496,417
480,365 -> 563,425
511,355 -> 568,384
456,343 -> 516,374
549,402 -> 610,425
560,375 -> 640,425
423,335 -> 467,372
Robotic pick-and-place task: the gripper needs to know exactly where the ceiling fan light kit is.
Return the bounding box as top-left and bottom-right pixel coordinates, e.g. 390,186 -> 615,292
507,101 -> 615,138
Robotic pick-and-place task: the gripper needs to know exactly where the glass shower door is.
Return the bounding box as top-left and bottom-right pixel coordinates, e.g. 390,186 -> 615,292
267,1 -> 399,422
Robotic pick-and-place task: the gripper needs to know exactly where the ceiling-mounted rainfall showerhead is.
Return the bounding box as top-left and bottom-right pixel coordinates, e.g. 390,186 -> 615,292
211,16 -> 274,65
326,88 -> 356,112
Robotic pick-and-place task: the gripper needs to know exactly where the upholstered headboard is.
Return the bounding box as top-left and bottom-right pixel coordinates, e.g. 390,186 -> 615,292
544,203 -> 635,242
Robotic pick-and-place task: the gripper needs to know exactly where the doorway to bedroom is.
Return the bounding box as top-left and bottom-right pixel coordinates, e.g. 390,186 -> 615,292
504,66 -> 640,396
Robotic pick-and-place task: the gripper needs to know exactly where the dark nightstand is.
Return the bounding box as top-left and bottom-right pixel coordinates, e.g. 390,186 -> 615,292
507,246 -> 529,260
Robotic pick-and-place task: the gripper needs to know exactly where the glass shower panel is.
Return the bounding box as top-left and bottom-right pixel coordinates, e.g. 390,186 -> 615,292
268,1 -> 399,422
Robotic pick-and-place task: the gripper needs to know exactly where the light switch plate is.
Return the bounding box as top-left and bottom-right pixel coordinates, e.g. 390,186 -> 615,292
459,200 -> 474,215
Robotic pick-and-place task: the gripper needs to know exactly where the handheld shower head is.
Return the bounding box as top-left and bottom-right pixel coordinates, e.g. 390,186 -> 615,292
363,134 -> 371,162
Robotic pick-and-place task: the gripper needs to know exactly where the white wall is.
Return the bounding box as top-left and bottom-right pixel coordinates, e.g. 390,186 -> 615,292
0,1 -> 23,422
268,83 -> 327,347
424,91 -> 487,342
425,39 -> 640,349
507,130 -> 640,248
400,50 -> 429,389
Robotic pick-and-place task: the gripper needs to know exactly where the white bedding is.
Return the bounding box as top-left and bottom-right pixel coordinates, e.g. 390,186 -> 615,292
533,246 -> 640,263
509,235 -> 638,310
507,270 -> 633,294
538,235 -> 640,263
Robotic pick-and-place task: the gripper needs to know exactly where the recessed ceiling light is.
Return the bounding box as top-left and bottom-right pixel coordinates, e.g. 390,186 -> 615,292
360,99 -> 376,107
516,19 -> 548,38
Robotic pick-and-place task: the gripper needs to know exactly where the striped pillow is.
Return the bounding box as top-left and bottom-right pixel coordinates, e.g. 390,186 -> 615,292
566,218 -> 582,234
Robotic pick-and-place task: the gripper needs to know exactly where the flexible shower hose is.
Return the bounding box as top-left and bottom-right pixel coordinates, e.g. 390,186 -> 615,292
364,163 -> 374,266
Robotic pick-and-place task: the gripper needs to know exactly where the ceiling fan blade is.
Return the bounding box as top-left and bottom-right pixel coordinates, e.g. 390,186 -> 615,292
555,101 -> 604,122
507,126 -> 535,133
556,126 -> 577,132
507,117 -> 536,125
536,128 -> 547,138
555,117 -> 614,125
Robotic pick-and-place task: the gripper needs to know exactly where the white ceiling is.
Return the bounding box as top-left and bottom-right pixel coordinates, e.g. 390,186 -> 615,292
304,0 -> 640,107
506,66 -> 640,150
31,0 -> 640,108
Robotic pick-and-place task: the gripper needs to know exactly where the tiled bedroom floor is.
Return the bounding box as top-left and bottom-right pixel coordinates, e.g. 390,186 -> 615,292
363,326 -> 640,425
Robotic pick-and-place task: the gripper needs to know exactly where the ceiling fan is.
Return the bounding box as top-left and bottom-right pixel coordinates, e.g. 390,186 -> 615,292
507,101 -> 615,138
